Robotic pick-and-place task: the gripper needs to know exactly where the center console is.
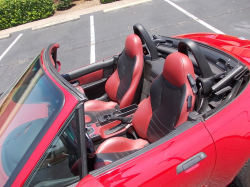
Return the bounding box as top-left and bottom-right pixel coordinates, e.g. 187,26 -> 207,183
86,104 -> 138,141
97,104 -> 137,126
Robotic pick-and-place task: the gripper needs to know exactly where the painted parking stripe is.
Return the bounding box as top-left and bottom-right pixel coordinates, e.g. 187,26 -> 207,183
90,15 -> 96,64
164,0 -> 225,34
0,33 -> 23,61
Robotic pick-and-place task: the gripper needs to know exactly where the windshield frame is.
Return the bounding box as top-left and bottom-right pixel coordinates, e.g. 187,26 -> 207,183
43,43 -> 88,101
3,52 -> 65,187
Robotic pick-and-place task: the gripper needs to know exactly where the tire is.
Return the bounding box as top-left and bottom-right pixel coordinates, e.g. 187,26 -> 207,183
233,159 -> 250,187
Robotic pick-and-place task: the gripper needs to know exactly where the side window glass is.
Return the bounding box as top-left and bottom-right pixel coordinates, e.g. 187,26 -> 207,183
25,113 -> 81,187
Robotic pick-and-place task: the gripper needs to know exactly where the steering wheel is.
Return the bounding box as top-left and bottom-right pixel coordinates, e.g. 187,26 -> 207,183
85,132 -> 95,158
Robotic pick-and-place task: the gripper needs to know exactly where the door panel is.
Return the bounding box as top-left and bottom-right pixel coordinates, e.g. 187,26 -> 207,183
83,79 -> 107,100
62,58 -> 115,99
69,69 -> 106,99
204,90 -> 250,186
62,58 -> 115,81
70,69 -> 104,86
86,122 -> 215,187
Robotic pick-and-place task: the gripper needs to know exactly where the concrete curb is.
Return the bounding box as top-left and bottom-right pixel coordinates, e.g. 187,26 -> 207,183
103,0 -> 152,13
0,34 -> 11,40
0,0 -> 154,37
32,16 -> 80,31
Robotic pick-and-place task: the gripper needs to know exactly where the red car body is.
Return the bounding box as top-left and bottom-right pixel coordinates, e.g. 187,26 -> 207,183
1,30 -> 250,187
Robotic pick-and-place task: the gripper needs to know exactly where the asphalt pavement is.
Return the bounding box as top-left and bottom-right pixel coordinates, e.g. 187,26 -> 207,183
0,0 -> 250,93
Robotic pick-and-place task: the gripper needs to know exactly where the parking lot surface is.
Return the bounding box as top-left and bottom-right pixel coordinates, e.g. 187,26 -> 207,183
0,0 -> 250,93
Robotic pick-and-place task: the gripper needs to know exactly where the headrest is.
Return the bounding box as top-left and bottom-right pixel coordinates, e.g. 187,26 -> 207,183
163,52 -> 195,87
125,34 -> 143,58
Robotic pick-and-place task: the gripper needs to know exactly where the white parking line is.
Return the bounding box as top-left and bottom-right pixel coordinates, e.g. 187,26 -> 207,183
90,15 -> 96,64
103,0 -> 152,13
164,0 -> 225,34
0,33 -> 23,61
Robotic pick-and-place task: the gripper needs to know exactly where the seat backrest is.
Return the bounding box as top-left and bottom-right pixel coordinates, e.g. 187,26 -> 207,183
132,52 -> 196,143
105,34 -> 143,109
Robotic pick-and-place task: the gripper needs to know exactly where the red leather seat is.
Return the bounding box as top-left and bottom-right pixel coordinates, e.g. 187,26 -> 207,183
85,34 -> 144,126
94,52 -> 196,169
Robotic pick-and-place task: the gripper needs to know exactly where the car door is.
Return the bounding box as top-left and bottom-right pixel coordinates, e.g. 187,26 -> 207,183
78,121 -> 216,187
203,88 -> 250,186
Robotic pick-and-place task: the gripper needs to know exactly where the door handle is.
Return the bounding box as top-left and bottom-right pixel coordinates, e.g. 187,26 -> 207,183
176,152 -> 207,174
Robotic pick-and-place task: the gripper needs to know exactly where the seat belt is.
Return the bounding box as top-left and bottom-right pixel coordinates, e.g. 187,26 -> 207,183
140,61 -> 152,101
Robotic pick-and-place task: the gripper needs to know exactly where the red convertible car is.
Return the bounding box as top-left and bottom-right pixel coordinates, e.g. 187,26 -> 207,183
1,23 -> 250,187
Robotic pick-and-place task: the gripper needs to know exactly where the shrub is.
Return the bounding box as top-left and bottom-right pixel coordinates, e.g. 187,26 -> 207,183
0,0 -> 55,30
56,0 -> 72,10
100,0 -> 116,4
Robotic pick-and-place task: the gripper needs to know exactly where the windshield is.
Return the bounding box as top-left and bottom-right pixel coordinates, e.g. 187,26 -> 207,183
0,55 -> 64,186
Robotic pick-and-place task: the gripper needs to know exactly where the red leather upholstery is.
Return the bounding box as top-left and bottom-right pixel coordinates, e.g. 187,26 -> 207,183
119,51 -> 143,108
105,70 -> 120,102
105,34 -> 143,109
84,100 -> 117,111
85,115 -> 91,123
133,52 -> 196,137
84,34 -> 143,126
96,137 -> 148,154
125,34 -> 143,58
163,52 -> 196,127
95,52 -> 196,169
84,100 -> 117,126
163,52 -> 195,87
79,69 -> 103,85
132,96 -> 152,139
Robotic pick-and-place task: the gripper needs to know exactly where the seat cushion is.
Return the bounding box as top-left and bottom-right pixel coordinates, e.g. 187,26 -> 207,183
94,137 -> 148,169
95,149 -> 139,170
96,137 -> 148,154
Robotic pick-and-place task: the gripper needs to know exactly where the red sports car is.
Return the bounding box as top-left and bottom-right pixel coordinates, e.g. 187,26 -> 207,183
1,24 -> 250,187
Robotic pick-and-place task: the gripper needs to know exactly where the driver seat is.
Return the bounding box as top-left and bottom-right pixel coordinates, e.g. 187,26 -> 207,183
84,34 -> 144,126
94,52 -> 196,169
